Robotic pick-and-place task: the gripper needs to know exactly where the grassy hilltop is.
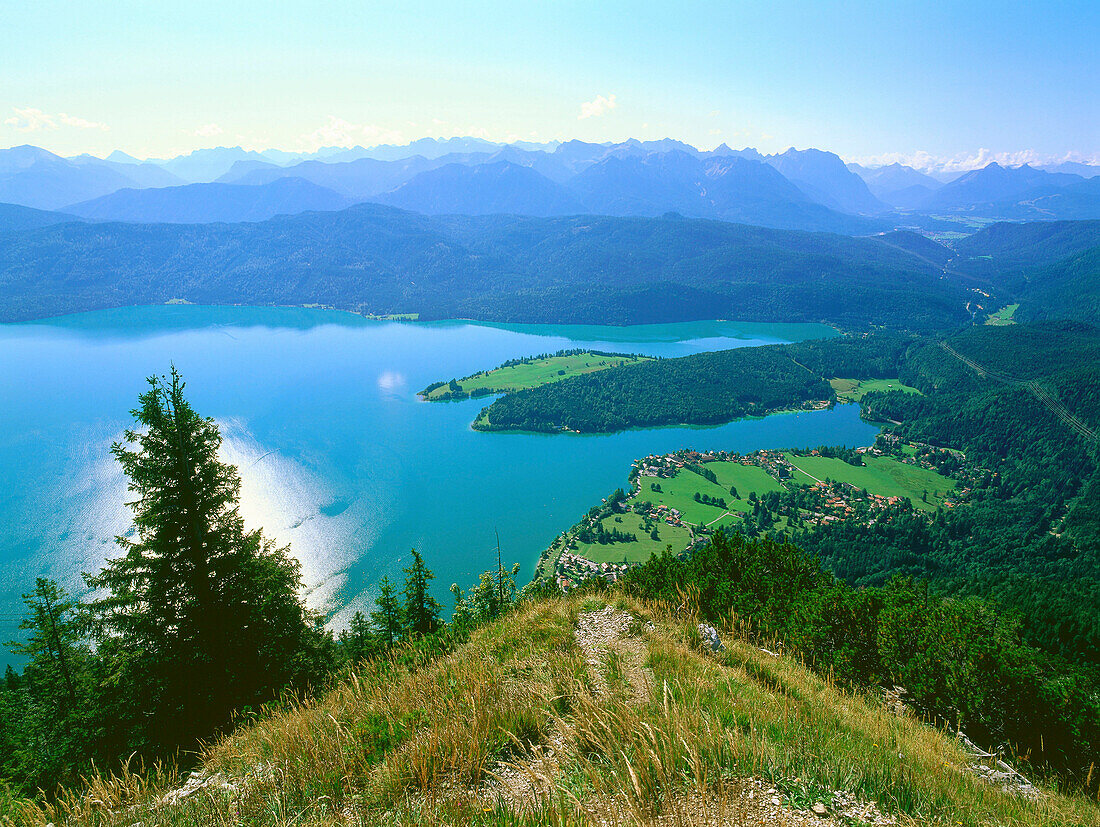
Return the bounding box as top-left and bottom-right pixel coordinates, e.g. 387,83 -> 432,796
10,591 -> 1098,827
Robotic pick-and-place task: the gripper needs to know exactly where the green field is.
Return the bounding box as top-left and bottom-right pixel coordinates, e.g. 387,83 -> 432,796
830,377 -> 922,402
571,513 -> 692,563
638,469 -> 740,526
782,452 -> 954,510
985,304 -> 1019,325
703,461 -> 787,507
422,351 -> 652,400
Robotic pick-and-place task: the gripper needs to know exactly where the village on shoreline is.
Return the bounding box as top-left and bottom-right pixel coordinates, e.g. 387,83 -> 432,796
538,436 -> 978,591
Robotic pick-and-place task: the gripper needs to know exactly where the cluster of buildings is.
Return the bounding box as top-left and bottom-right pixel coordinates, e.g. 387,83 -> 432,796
554,552 -> 631,591
544,440 -> 976,591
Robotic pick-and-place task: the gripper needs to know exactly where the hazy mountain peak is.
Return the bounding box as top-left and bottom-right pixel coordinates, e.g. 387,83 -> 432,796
106,150 -> 142,164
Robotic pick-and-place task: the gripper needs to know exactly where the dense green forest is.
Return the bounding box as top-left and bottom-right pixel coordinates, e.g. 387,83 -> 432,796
0,206 -> 969,329
622,532 -> 1100,790
799,323 -> 1100,667
477,333 -> 912,432
952,221 -> 1100,325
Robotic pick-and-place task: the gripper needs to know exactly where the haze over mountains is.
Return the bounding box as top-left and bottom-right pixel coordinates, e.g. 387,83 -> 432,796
2,138 -> 1098,230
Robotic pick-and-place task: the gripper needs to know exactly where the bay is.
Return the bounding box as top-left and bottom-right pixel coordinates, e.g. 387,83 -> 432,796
0,306 -> 878,660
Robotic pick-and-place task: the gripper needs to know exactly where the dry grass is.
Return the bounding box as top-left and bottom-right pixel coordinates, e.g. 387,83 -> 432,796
8,594 -> 1099,827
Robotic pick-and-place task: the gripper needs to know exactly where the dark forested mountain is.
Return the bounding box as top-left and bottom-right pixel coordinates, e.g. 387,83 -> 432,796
63,178 -> 357,224
0,204 -> 968,328
954,219 -> 1100,278
0,202 -> 81,231
872,230 -> 955,267
1014,246 -> 1100,325
764,148 -> 887,214
950,220 -> 1100,324
376,161 -> 588,216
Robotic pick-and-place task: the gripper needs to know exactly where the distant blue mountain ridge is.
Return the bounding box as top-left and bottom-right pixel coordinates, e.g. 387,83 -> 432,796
0,139 -> 1097,229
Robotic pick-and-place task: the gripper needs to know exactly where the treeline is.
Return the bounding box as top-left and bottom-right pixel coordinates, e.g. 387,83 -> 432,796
476,333 -> 909,433
623,531 -> 1100,791
489,348 -> 647,370
422,349 -> 649,401
0,207 -> 970,331
0,370 -> 516,800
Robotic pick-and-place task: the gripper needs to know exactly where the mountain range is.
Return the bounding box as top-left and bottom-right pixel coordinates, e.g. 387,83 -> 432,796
0,204 -> 970,330
1,140 -> 1098,231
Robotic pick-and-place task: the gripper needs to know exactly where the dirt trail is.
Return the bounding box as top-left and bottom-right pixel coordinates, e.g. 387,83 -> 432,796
574,603 -> 654,702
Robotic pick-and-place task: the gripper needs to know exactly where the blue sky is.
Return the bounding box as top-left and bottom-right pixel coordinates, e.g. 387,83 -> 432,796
2,0 -> 1097,167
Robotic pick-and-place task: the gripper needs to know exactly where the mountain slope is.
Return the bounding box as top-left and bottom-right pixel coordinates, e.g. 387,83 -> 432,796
20,593 -> 1097,827
927,163 -> 1085,213
0,146 -> 150,210
375,161 -> 588,216
850,163 -> 944,209
0,202 -> 81,231
0,205 -> 964,329
568,152 -> 883,233
153,146 -> 278,183
224,155 -> 445,198
63,178 -> 356,224
765,148 -> 887,214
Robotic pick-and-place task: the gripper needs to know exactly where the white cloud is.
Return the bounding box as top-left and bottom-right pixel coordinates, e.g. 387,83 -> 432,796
5,107 -> 56,131
5,107 -> 108,132
194,122 -> 224,137
59,113 -> 109,130
578,94 -> 617,120
298,116 -> 404,152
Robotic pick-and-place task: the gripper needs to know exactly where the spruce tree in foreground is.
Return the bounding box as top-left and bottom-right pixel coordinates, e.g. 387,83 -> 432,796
370,576 -> 403,648
84,367 -> 331,751
401,549 -> 441,638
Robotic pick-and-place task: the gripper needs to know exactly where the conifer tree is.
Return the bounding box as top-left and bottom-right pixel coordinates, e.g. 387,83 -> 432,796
84,367 -> 329,750
370,577 -> 403,649
5,578 -> 90,791
401,549 -> 441,638
338,611 -> 372,663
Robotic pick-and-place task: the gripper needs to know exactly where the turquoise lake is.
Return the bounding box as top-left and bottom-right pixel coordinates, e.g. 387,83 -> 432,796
0,306 -> 879,657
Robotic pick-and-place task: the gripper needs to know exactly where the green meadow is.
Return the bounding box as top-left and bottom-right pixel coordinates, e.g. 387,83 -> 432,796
985,303 -> 1019,325
782,452 -> 955,509
572,513 -> 692,563
422,351 -> 652,399
830,377 -> 922,402
638,468 -> 739,526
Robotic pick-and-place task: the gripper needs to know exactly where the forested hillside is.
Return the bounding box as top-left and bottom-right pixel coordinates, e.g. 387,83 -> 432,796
0,205 -> 969,329
477,333 -> 911,432
953,221 -> 1100,324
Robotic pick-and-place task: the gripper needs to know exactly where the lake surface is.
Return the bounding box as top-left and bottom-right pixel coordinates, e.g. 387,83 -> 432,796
0,306 -> 878,658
